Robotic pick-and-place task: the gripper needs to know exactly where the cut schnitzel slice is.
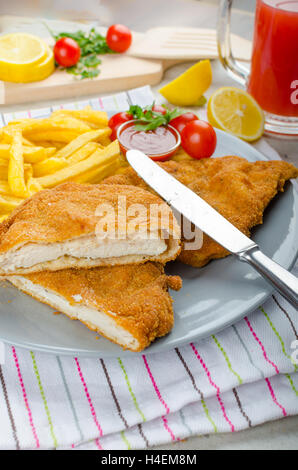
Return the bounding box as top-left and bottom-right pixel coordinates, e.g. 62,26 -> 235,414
0,182 -> 180,274
103,156 -> 298,267
8,263 -> 182,352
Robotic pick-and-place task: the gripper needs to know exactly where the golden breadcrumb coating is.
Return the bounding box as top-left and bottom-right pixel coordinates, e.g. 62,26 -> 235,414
15,263 -> 182,351
103,157 -> 298,267
0,182 -> 181,266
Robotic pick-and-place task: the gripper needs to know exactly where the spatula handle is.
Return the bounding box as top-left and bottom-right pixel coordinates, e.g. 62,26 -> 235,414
238,247 -> 298,309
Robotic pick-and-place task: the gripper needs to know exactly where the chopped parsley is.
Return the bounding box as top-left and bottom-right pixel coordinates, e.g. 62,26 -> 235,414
46,24 -> 113,79
128,104 -> 183,131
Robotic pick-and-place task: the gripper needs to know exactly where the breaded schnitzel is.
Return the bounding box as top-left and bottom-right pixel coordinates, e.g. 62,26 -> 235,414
103,156 -> 298,267
8,262 -> 182,351
0,182 -> 181,275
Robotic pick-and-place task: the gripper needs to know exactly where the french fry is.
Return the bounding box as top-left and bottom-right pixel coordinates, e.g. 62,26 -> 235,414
26,147 -> 56,163
55,129 -> 107,160
97,128 -> 112,143
0,180 -> 12,195
0,193 -> 24,213
27,177 -> 43,195
24,164 -> 33,182
99,136 -> 112,147
33,157 -> 68,177
52,116 -> 92,131
73,160 -> 121,184
26,130 -> 82,143
22,116 -> 91,135
0,213 -> 10,223
3,134 -> 36,147
51,108 -> 108,128
0,157 -> 31,169
0,144 -> 56,163
37,140 -> 120,188
36,141 -> 65,149
2,124 -> 22,136
22,137 -> 35,147
0,166 -> 8,180
7,118 -> 33,127
0,180 -> 28,197
1,131 -> 12,144
1,127 -> 33,147
114,165 -> 130,175
0,143 -> 29,158
0,108 -> 124,202
0,161 -> 34,181
8,130 -> 28,197
51,113 -> 99,130
67,142 -> 99,164
91,161 -> 121,183
0,156 -> 8,167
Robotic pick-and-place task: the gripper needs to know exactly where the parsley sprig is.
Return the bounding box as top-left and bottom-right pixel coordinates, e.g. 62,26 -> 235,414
46,24 -> 113,79
128,104 -> 183,131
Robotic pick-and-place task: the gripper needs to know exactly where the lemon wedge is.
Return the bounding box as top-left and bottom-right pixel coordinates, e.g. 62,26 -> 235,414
207,87 -> 264,142
0,33 -> 54,83
159,59 -> 212,106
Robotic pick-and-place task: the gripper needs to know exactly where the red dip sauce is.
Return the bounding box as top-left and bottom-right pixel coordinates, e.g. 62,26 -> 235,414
118,121 -> 180,160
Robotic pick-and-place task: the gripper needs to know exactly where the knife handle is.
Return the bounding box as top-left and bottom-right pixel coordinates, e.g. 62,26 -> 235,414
238,247 -> 298,309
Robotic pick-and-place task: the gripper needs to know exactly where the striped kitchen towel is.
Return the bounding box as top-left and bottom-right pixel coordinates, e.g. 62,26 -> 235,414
0,86 -> 297,450
0,286 -> 297,450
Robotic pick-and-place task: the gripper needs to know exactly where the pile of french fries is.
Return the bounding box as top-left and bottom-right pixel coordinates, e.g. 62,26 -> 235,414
0,106 -> 123,222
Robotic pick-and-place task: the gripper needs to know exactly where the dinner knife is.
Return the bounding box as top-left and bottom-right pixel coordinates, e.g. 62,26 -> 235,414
126,149 -> 298,308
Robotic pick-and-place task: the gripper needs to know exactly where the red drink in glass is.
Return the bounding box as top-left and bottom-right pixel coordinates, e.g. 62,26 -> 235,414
217,0 -> 298,135
248,0 -> 298,117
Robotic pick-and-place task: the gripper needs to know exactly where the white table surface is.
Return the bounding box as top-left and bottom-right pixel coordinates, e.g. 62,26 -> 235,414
0,1 -> 297,450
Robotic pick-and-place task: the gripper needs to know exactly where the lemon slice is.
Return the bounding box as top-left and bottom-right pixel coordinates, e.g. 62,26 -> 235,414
13,45 -> 55,83
159,60 -> 212,106
0,33 -> 47,65
0,33 -> 52,83
207,87 -> 264,142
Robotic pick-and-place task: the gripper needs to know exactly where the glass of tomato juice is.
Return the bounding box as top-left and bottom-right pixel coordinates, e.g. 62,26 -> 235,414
217,0 -> 298,137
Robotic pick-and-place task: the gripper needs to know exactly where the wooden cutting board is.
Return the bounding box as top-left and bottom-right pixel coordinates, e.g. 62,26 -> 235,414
0,31 -> 251,106
0,54 -> 166,106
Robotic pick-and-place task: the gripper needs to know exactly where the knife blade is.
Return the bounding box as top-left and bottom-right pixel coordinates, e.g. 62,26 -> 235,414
126,149 -> 298,308
126,149 -> 256,254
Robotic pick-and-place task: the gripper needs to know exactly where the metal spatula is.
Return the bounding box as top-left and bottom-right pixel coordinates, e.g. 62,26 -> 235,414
128,27 -> 251,61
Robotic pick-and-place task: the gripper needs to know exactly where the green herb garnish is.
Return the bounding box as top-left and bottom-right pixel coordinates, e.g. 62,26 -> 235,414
128,104 -> 183,131
46,24 -> 113,79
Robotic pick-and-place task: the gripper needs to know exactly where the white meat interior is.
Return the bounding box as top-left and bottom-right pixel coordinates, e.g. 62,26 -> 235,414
0,233 -> 167,272
9,276 -> 139,350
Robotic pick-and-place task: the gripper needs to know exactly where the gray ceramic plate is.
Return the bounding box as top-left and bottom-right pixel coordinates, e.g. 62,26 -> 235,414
0,129 -> 297,357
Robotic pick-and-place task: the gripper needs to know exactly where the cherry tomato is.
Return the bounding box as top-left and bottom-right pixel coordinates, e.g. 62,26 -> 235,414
151,104 -> 167,115
54,37 -> 81,68
181,120 -> 217,159
170,112 -> 198,134
144,104 -> 167,117
108,111 -> 133,140
149,155 -> 171,162
106,24 -> 132,53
